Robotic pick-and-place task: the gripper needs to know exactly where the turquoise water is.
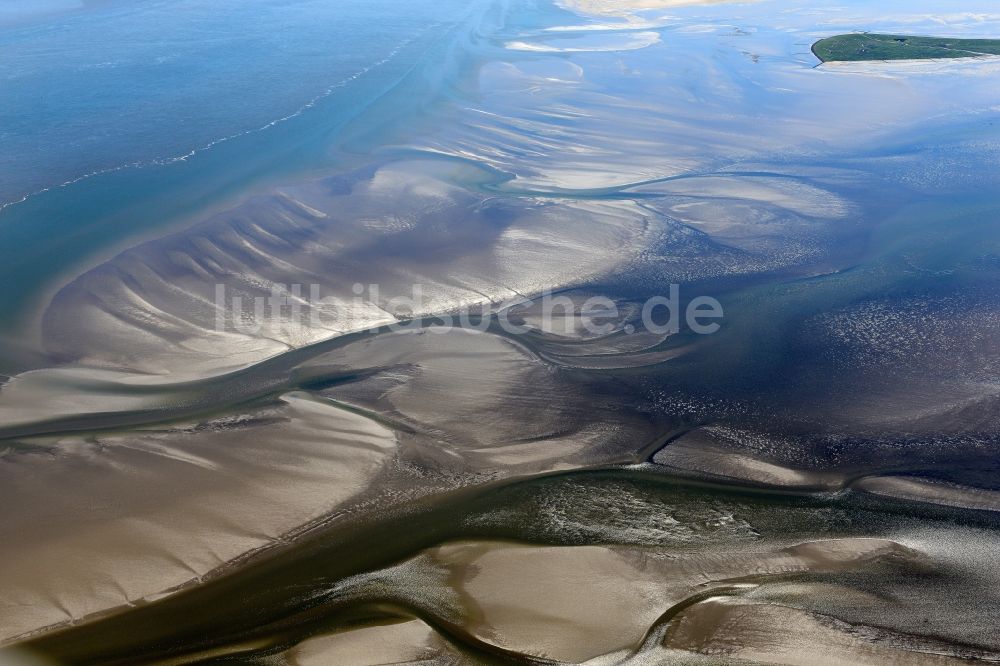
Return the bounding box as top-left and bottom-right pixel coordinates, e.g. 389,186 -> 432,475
0,0 -> 494,335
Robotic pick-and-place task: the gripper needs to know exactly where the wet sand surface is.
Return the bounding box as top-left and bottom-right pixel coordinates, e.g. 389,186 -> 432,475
3,0 -> 1000,663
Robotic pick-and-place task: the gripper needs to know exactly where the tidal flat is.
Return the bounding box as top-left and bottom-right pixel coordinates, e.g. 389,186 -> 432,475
2,0 -> 1000,664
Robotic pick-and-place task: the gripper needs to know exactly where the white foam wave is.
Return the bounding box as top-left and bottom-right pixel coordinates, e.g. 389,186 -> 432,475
0,34 -> 423,214
505,30 -> 661,52
544,19 -> 671,32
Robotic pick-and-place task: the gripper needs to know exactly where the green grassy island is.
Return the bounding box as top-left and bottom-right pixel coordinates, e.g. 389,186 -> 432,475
813,33 -> 1000,62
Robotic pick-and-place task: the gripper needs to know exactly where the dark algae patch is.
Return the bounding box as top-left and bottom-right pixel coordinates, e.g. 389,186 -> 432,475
813,33 -> 1000,62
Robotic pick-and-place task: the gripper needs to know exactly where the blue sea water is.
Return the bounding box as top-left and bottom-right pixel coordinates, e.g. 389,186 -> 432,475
0,0 -> 495,336
0,0 -> 479,207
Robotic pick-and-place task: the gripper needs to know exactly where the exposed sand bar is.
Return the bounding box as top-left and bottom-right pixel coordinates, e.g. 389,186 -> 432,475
430,538 -> 920,661
285,619 -> 442,666
39,159 -> 659,377
275,536 -> 951,664
855,476 -> 1000,513
661,597 -> 978,665
557,0 -> 752,18
16,460 -> 1000,663
0,324 -> 663,643
0,393 -> 398,641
